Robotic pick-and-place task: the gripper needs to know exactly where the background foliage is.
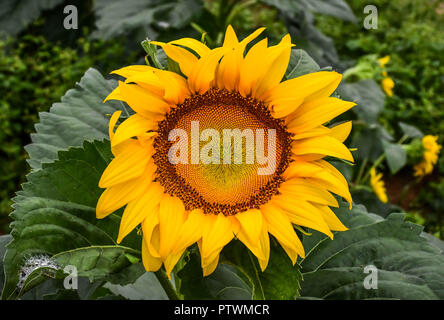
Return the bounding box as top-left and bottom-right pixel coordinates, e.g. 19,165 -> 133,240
316,0 -> 444,238
0,0 -> 443,300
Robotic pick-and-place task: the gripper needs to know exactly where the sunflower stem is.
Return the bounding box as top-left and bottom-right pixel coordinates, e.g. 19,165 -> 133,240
155,270 -> 181,300
355,157 -> 368,185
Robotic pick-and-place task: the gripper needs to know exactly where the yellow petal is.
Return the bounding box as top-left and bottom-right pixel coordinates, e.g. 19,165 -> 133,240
271,198 -> 333,239
263,71 -> 342,104
188,47 -> 227,94
279,242 -> 299,265
98,142 -> 152,188
291,126 -> 331,140
117,182 -> 164,243
144,220 -> 162,259
151,41 -> 198,77
201,214 -> 236,260
261,204 -> 305,257
202,254 -> 220,277
254,34 -> 293,98
235,209 -> 263,244
286,97 -> 355,133
118,83 -> 170,116
111,113 -> 158,147
235,228 -> 266,261
111,65 -> 156,79
217,27 -> 265,91
155,70 -> 190,104
238,38 -> 268,96
142,234 -> 162,272
283,160 -> 324,180
316,159 -> 349,187
96,163 -> 156,219
164,250 -> 185,278
108,110 -> 122,140
329,121 -> 352,142
292,136 -> 354,162
270,97 -> 305,119
222,25 -> 239,47
173,209 -> 206,254
158,195 -> 186,259
305,177 -> 352,208
313,204 -> 348,231
257,225 -> 270,271
123,69 -> 165,96
169,38 -> 211,57
279,180 -> 338,207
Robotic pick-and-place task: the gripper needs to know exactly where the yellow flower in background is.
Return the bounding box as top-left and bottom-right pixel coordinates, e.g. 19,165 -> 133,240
382,77 -> 395,97
370,168 -> 388,203
378,55 -> 394,97
378,55 -> 390,68
96,26 -> 355,277
414,135 -> 441,177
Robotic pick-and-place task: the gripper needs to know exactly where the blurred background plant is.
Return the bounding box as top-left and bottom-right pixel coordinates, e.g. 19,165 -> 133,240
315,0 -> 444,238
0,0 -> 443,240
1,0 -> 444,301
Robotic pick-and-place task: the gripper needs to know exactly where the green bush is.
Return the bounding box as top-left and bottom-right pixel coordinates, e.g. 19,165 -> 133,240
316,0 -> 444,139
0,24 -> 136,232
316,0 -> 444,237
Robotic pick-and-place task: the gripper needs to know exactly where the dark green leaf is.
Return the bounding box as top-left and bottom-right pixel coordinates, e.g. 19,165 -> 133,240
399,122 -> 424,139
350,187 -> 402,218
303,0 -> 356,22
2,140 -> 141,300
382,140 -> 407,174
25,68 -> 124,169
92,0 -> 202,40
104,271 -> 169,300
0,235 -> 12,295
0,0 -> 64,37
222,240 -> 302,300
285,49 -> 320,79
300,204 -> 444,299
178,250 -> 252,300
338,80 -> 385,124
53,246 -> 140,283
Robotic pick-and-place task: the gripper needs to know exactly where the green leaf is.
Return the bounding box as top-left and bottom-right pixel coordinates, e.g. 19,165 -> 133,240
261,0 -> 355,22
350,187 -> 402,218
1,140 -> 141,300
221,240 -> 302,300
0,235 -> 12,295
0,0 -> 64,37
338,80 -> 385,124
92,0 -> 202,40
53,246 -> 140,283
104,271 -> 169,300
25,68 -> 124,169
178,250 -> 252,300
303,0 -> 356,22
382,140 -> 407,174
285,49 -> 320,79
352,127 -> 383,161
399,122 -> 424,139
300,204 -> 444,299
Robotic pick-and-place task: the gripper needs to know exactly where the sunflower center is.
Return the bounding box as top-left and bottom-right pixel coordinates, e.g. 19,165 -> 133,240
153,88 -> 292,215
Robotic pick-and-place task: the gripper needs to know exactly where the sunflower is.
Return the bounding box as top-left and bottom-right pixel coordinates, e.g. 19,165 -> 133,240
96,26 -> 355,277
381,77 -> 394,97
414,135 -> 441,177
378,55 -> 394,97
378,55 -> 390,68
370,168 -> 388,203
